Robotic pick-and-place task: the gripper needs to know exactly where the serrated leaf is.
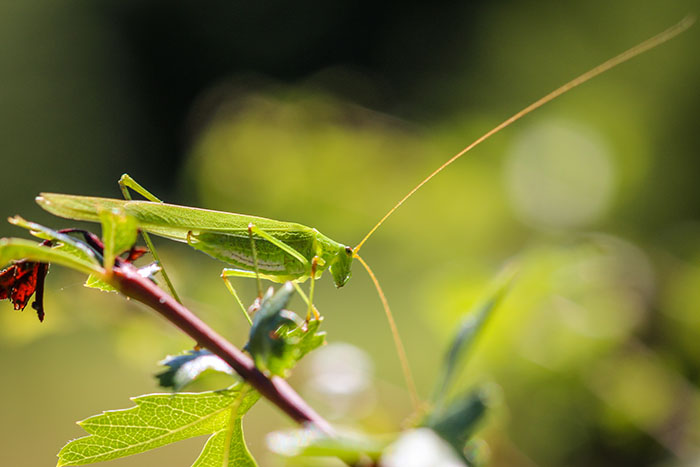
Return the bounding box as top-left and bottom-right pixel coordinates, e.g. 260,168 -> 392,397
192,418 -> 256,467
432,266 -> 515,407
243,282 -> 295,375
98,208 -> 138,271
0,238 -> 103,277
57,383 -> 259,466
157,349 -> 236,391
245,283 -> 325,377
284,318 -> 326,364
260,318 -> 324,377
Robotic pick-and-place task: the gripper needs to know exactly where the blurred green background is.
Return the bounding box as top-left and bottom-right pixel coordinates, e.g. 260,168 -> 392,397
1,1 -> 699,466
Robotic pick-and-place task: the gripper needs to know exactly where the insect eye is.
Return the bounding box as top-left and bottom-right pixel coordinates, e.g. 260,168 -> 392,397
345,246 -> 353,255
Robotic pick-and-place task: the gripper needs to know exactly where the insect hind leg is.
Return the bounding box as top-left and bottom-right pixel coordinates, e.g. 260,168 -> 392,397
221,268 -> 292,323
118,173 -> 163,202
247,223 -> 321,321
247,223 -> 264,298
219,223 -> 322,322
221,269 -> 253,326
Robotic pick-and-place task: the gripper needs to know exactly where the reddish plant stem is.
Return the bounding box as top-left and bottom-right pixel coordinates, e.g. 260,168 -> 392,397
111,262 -> 334,435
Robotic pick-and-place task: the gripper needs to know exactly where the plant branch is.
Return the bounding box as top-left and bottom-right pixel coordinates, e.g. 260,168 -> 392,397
110,262 -> 334,435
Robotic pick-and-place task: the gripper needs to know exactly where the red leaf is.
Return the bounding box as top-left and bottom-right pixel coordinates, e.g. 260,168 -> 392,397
124,246 -> 148,263
0,260 -> 48,321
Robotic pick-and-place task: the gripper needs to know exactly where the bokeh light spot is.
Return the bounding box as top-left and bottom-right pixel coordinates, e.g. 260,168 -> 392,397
505,120 -> 614,229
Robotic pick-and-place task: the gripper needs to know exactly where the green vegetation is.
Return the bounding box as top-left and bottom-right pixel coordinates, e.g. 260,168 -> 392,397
0,3 -> 698,466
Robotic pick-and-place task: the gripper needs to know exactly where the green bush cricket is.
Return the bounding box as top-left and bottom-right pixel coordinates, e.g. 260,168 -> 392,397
34,18 -> 693,409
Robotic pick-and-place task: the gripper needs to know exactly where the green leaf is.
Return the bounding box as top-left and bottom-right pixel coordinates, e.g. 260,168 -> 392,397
0,238 -> 103,277
282,318 -> 326,368
192,418 -> 256,467
8,216 -> 101,265
84,274 -> 117,293
432,265 -> 516,407
245,283 -> 325,377
267,428 -> 387,464
85,263 -> 159,294
98,208 -> 138,271
425,386 -> 491,457
57,384 -> 259,466
260,317 -> 325,376
157,349 -> 236,391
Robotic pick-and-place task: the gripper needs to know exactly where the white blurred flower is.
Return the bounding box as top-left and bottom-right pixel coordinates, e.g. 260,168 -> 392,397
381,428 -> 466,467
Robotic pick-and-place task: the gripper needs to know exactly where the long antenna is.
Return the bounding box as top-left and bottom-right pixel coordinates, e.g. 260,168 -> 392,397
354,253 -> 420,408
354,16 -> 694,253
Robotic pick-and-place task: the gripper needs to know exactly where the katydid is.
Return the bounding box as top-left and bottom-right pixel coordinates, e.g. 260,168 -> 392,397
34,18 -> 693,409
37,179 -> 353,314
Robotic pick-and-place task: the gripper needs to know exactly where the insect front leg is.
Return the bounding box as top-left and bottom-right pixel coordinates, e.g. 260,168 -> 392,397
306,255 -> 321,321
291,282 -> 321,321
117,173 -> 181,303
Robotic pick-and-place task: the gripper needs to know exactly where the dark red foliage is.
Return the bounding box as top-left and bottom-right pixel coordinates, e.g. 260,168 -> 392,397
0,260 -> 48,322
1,229 -> 146,323
124,246 -> 148,263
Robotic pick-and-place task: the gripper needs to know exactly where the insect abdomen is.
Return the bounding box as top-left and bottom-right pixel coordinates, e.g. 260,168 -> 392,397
189,231 -> 313,276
